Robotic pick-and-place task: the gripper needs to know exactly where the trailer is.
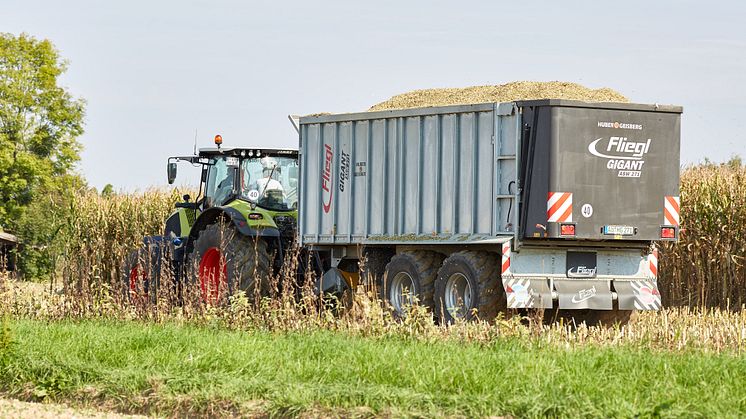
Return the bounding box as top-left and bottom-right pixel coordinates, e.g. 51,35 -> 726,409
299,99 -> 682,324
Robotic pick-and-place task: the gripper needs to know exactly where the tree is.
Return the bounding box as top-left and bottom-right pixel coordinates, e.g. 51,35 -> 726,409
0,33 -> 85,227
101,184 -> 114,198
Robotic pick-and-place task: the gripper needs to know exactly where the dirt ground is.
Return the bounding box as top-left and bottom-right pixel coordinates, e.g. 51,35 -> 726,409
0,398 -> 149,419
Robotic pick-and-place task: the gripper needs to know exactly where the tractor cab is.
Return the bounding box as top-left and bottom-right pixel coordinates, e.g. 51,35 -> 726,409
164,136 -> 299,254
199,148 -> 299,211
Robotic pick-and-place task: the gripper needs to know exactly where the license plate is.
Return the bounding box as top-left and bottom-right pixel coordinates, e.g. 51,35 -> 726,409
603,225 -> 634,236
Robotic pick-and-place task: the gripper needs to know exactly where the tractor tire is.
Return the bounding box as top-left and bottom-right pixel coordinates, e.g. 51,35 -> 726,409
121,244 -> 163,303
359,247 -> 395,288
434,251 -> 505,323
382,251 -> 444,317
189,222 -> 271,304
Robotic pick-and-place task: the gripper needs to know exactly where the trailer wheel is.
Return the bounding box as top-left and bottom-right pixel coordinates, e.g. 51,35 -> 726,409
382,251 -> 444,317
359,247 -> 395,288
189,222 -> 271,304
435,251 -> 504,323
121,244 -> 163,303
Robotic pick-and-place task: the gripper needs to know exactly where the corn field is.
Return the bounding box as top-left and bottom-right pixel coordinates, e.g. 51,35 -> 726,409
11,163 -> 746,313
54,188 -> 183,304
659,163 -> 746,309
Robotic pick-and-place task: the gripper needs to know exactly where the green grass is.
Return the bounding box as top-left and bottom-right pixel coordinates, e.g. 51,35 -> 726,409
1,319 -> 745,418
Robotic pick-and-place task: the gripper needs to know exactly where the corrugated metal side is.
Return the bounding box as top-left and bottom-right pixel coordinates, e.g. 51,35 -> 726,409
300,105 -> 501,245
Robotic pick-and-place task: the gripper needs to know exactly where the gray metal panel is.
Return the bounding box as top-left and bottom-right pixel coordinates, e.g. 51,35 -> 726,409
300,103 -> 496,124
300,107 -> 501,245
494,107 -> 519,235
300,123 -> 320,242
439,114 -> 456,235
335,122 -> 352,241
387,119 -> 398,234
352,121 -> 368,239
369,120 -> 386,235
476,111 -> 495,234
421,115 -> 439,234
320,123 -> 336,242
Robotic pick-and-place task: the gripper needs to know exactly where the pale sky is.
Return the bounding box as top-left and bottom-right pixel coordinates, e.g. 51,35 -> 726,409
3,0 -> 745,190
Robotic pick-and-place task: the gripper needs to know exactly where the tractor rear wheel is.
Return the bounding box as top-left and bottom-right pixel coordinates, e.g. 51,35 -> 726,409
434,251 -> 505,323
189,222 -> 271,304
382,251 -> 443,317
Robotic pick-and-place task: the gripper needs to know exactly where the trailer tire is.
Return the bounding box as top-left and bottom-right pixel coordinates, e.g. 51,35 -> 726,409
435,251 -> 505,323
382,251 -> 444,317
189,222 -> 271,304
359,247 -> 395,289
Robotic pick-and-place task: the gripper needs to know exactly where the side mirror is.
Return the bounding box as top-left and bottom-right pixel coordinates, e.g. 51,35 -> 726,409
167,162 -> 177,184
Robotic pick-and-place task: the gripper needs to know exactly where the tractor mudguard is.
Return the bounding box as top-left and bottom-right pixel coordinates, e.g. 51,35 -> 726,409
221,206 -> 281,238
188,206 -> 280,244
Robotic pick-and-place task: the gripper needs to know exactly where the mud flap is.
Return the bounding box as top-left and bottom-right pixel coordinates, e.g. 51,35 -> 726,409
554,280 -> 613,310
614,280 -> 662,310
503,278 -> 553,309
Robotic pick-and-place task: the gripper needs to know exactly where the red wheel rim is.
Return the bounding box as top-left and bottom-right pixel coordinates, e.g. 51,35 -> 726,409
129,264 -> 148,298
199,247 -> 226,303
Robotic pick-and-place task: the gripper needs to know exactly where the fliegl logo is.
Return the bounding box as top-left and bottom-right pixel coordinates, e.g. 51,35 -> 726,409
567,265 -> 597,278
321,144 -> 334,213
588,136 -> 652,178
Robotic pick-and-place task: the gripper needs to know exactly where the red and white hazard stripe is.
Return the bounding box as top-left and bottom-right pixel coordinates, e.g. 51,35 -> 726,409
663,196 -> 680,227
501,241 -> 511,275
547,192 -> 572,222
648,248 -> 658,280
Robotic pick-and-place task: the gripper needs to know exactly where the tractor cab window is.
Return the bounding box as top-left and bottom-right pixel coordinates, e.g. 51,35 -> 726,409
240,156 -> 298,211
204,157 -> 237,207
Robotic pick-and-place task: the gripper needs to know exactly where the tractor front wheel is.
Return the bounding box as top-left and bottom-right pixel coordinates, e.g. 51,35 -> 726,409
121,244 -> 164,303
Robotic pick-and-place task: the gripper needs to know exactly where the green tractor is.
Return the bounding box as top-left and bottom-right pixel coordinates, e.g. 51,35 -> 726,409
123,135 -> 301,302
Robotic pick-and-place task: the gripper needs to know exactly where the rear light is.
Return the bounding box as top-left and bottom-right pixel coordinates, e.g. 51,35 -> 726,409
560,223 -> 576,236
661,227 -> 676,239
248,213 -> 263,220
